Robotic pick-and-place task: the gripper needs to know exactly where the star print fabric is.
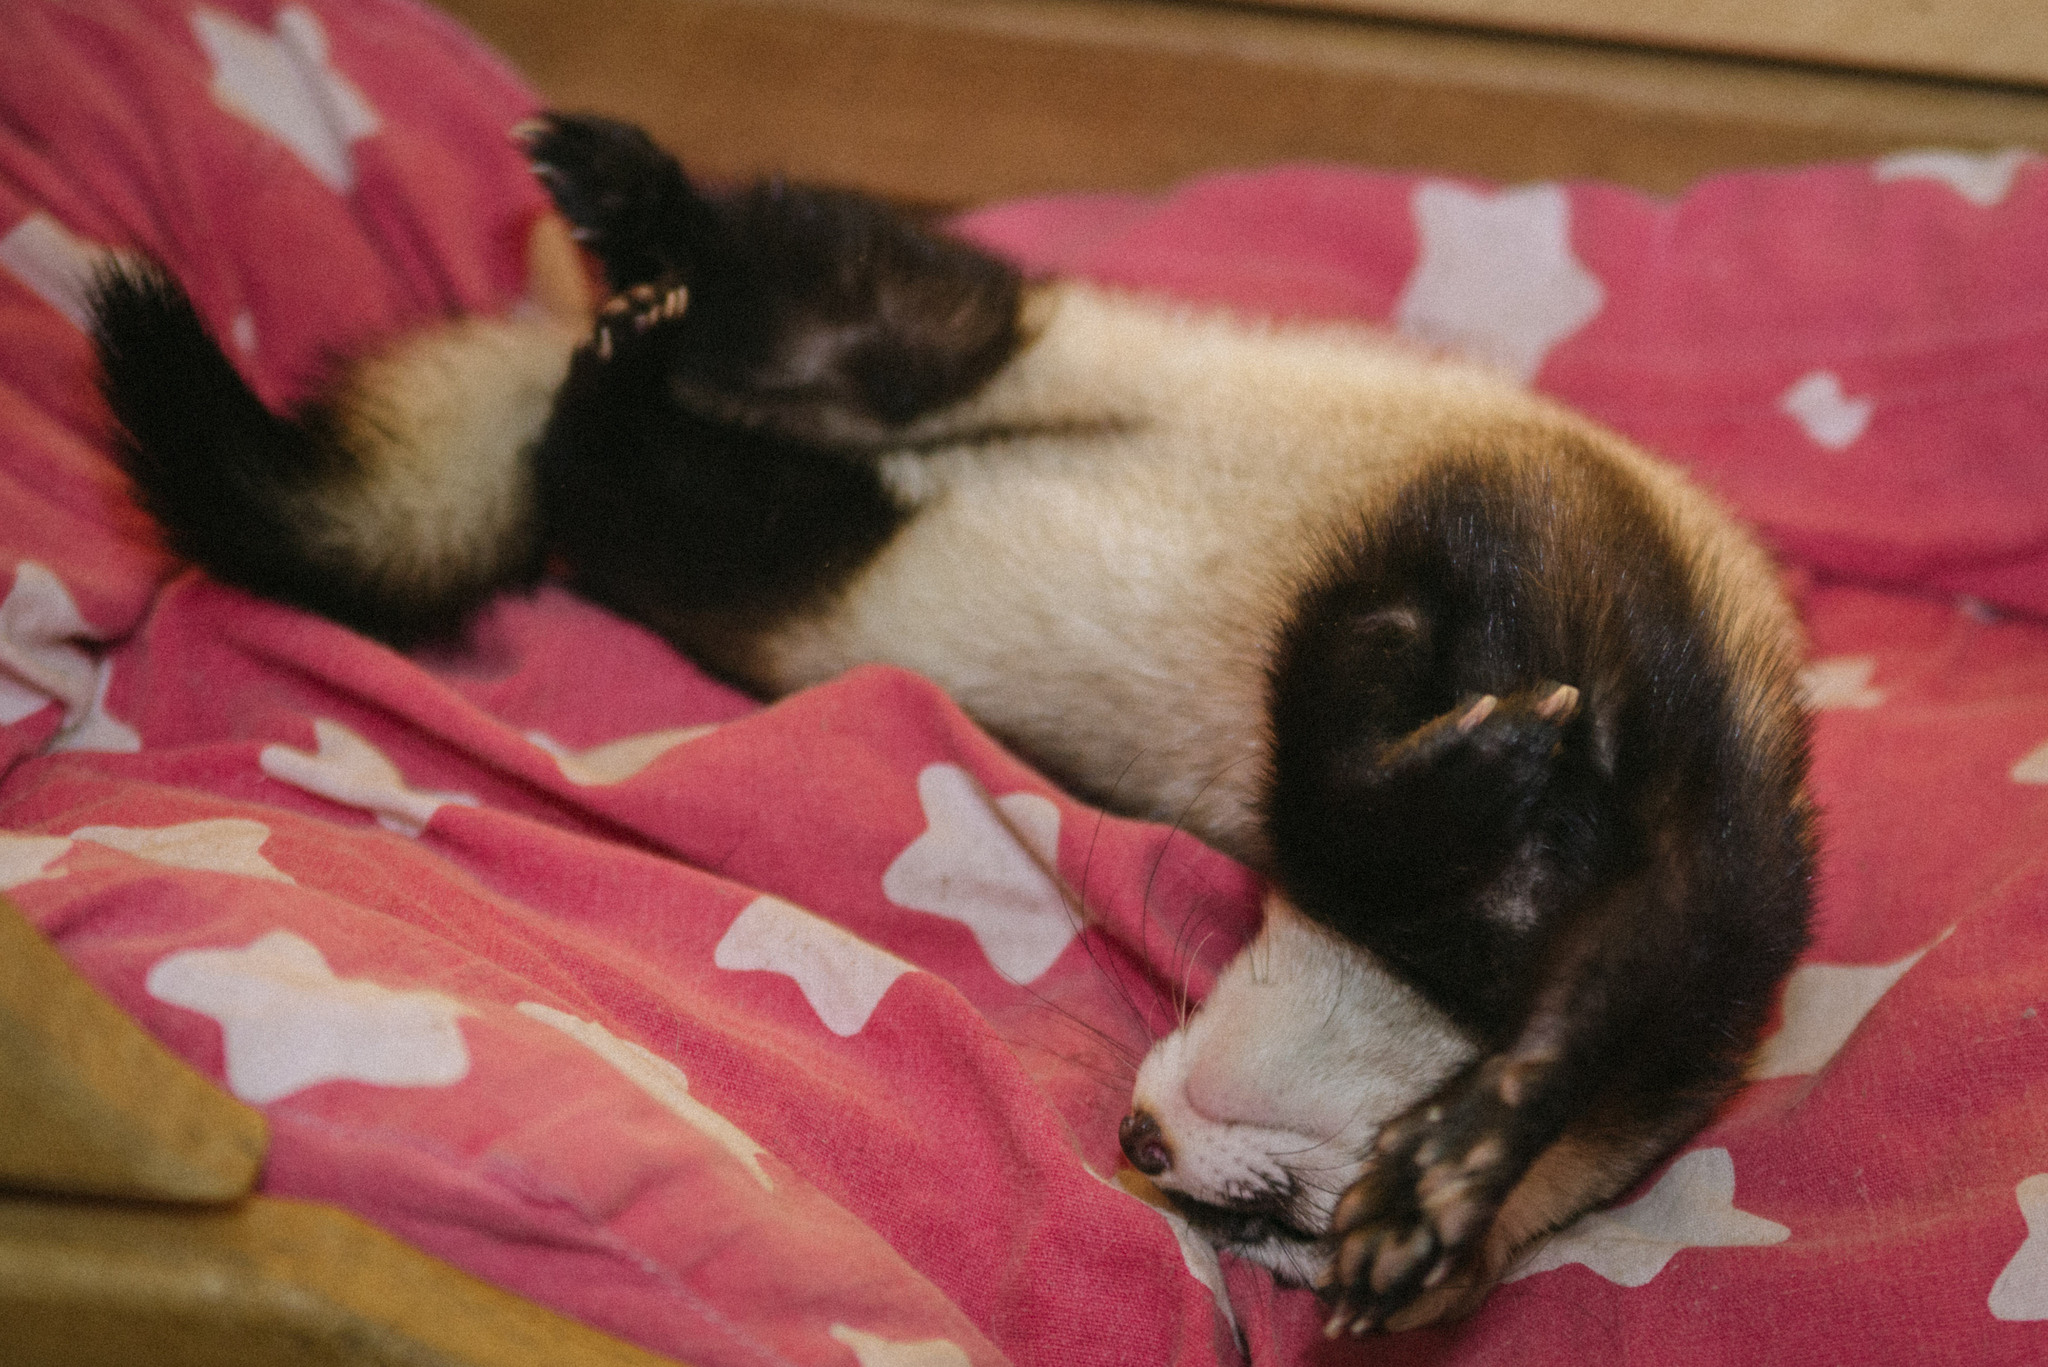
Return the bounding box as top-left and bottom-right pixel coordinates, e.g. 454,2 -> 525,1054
959,159 -> 2048,619
3,3 -> 2048,1366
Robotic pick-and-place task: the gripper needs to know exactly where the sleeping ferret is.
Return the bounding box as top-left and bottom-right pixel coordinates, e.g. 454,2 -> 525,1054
90,113 -> 1813,1334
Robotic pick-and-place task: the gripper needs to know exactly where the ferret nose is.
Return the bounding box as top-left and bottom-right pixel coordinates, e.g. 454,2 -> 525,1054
1119,1109 -> 1172,1176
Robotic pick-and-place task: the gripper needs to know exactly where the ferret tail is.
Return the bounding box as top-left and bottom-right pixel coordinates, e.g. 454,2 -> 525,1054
91,261 -> 572,646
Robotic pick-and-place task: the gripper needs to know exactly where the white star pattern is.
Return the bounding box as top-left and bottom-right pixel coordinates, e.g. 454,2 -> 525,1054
0,671 -> 45,726
2012,739 -> 2048,785
0,214 -> 129,332
49,657 -> 142,754
1394,182 -> 1605,381
828,1325 -> 971,1367
527,725 -> 715,785
713,895 -> 914,1037
0,831 -> 71,889
1749,930 -> 1949,1080
0,563 -> 105,729
1960,596 -> 2001,624
1990,1173 -> 2048,1321
516,1002 -> 774,1191
146,930 -> 470,1104
1875,148 -> 2033,207
72,818 -> 294,884
1779,371 -> 1876,451
260,719 -> 477,836
0,564 -> 139,750
1799,655 -> 1887,712
1506,1147 -> 1789,1288
881,764 -> 1077,983
192,6 -> 380,194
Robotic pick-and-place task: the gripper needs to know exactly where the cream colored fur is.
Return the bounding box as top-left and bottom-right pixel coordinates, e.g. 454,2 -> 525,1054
317,315 -> 576,591
754,282 -> 1800,864
310,214 -> 592,597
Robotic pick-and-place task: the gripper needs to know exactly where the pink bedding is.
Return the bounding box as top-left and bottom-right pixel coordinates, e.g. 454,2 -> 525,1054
2,3 -> 2045,1364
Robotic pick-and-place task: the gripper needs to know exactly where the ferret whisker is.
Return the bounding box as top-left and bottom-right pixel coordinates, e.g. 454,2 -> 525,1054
1061,750 -> 1169,1040
1004,1036 -> 1137,1097
1152,759 -> 1250,966
1020,996 -> 1143,1074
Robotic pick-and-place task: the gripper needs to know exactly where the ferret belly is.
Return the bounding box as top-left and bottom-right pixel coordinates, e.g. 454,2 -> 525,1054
746,286 -> 1587,859
762,442 -> 1308,861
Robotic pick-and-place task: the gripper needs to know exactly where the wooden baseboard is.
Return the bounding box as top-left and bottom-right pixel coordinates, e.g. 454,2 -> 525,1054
434,0 -> 2048,202
1231,0 -> 2048,91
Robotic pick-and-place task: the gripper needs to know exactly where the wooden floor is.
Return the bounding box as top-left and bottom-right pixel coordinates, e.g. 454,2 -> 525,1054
435,0 -> 2048,203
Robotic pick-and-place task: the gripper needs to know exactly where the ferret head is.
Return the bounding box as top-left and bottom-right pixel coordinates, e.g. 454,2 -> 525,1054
1120,893 -> 1477,1283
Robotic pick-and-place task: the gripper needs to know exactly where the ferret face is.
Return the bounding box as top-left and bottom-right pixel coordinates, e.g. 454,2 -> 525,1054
1122,894 -> 1477,1284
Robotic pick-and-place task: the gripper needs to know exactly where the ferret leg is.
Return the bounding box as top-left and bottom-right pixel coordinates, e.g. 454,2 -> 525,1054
1318,849 -> 1745,1332
517,113 -> 716,292
520,112 -> 1022,441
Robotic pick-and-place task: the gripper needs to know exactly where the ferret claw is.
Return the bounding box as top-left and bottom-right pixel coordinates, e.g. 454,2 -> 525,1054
589,278 -> 689,362
1456,694 -> 1499,732
1536,682 -> 1581,721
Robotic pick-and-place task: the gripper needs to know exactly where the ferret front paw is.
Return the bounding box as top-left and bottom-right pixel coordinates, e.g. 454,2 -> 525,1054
1322,1057 -> 1542,1334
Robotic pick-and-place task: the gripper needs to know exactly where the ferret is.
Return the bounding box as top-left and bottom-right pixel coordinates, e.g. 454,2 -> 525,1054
90,113 -> 1814,1333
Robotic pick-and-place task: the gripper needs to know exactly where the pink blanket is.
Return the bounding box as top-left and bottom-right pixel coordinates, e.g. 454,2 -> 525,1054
2,3 -> 2044,1364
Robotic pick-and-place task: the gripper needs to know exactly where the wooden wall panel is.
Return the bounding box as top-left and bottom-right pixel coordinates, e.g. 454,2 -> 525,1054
434,0 -> 2048,204
1238,0 -> 2048,90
